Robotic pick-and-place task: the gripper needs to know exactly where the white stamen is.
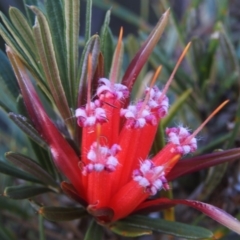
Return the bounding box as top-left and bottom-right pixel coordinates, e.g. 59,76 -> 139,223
133,159 -> 168,195
75,100 -> 107,127
166,127 -> 197,155
82,142 -> 121,174
97,78 -> 129,100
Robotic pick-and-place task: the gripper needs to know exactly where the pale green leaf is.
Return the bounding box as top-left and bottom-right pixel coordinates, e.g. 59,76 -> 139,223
31,6 -> 74,136
63,0 -> 80,106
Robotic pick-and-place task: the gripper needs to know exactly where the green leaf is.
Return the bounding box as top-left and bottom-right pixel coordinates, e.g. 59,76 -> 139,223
162,89 -> 192,128
191,37 -> 204,78
100,10 -> 114,76
0,226 -> 16,240
110,221 -> 152,237
78,35 -> 100,105
84,220 -> 104,240
199,24 -> 220,88
23,0 -> 38,25
39,206 -> 87,221
4,185 -> 52,199
0,160 -> 41,183
31,6 -> 74,136
0,23 -> 26,66
63,0 -> 80,106
9,7 -> 36,55
92,0 -> 150,31
120,215 -> 213,239
30,140 -> 57,179
0,196 -> 28,217
0,50 -> 18,112
39,214 -> 46,240
218,23 -> 239,73
5,152 -> 59,189
85,0 -> 92,43
0,11 -> 42,79
197,160 -> 228,201
0,50 -> 18,99
8,112 -> 48,149
45,0 -> 68,107
101,27 -> 114,77
0,100 -> 12,112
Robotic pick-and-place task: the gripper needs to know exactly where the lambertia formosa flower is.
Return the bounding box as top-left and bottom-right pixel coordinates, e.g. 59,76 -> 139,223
2,3 -> 240,238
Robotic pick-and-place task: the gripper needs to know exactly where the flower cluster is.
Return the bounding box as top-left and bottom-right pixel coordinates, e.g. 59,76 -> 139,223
75,76 -> 197,221
6,7 -> 240,234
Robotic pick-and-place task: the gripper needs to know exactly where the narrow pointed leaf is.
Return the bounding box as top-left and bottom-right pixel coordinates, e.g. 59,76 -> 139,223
0,160 -> 41,183
23,0 -> 38,25
6,47 -> 84,195
85,0 -> 92,43
167,148 -> 240,181
219,22 -> 240,76
100,10 -> 113,73
0,100 -> 11,112
8,112 -> 47,149
4,185 -> 52,199
120,215 -> 213,239
122,9 -> 170,91
136,198 -> 240,235
92,0 -> 150,31
162,89 -> 192,128
5,152 -> 59,189
197,163 -> 228,201
0,50 -> 18,112
63,0 -> 80,106
0,21 -> 48,96
9,7 -> 35,54
0,197 -> 28,217
0,11 -> 41,78
0,226 -> 15,240
61,182 -> 87,206
39,215 -> 45,240
45,0 -> 68,106
0,50 -> 18,99
84,220 -> 104,240
39,206 -> 87,221
30,140 -> 57,178
110,221 -> 152,237
31,6 -> 74,135
78,35 -> 100,106
0,23 -> 27,65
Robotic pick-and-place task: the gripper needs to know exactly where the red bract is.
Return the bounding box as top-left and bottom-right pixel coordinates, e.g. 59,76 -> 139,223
7,9 -> 240,235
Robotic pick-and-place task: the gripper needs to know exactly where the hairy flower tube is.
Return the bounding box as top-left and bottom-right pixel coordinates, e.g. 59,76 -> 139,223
6,8 -> 240,235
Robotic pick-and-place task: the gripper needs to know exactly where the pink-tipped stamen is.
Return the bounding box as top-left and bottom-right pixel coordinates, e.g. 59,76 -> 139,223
133,159 -> 169,195
82,136 -> 121,175
166,127 -> 197,155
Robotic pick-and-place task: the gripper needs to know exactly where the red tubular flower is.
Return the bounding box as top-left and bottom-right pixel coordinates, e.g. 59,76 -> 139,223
7,9 -> 240,235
